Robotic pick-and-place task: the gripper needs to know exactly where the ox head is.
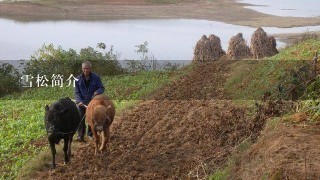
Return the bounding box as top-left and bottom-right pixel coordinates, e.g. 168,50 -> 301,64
93,105 -> 112,132
44,105 -> 69,136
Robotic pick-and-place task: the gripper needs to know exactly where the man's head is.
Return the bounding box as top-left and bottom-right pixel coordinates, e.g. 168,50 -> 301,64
82,61 -> 92,77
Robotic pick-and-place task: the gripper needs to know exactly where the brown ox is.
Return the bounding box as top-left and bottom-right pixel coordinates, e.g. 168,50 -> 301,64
86,95 -> 115,156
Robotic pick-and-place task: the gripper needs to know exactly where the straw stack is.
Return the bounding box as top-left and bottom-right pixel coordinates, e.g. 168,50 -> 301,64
250,28 -> 278,59
227,33 -> 251,60
193,34 -> 226,62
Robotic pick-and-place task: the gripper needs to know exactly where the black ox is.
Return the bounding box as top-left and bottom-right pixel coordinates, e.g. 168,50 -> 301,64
44,97 -> 80,168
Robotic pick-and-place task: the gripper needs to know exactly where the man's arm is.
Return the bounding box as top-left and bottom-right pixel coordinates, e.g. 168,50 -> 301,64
94,76 -> 104,95
74,79 -> 83,103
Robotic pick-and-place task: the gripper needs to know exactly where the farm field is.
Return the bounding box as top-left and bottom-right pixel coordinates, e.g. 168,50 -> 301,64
1,0 -> 320,179
0,39 -> 318,178
19,39 -> 320,179
1,70 -> 186,179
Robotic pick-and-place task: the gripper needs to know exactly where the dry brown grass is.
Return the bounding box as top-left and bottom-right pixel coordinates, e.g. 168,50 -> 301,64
250,27 -> 278,59
227,33 -> 251,60
193,34 -> 225,62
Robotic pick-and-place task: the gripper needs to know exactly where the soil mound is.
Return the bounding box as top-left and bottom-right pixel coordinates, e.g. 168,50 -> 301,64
227,33 -> 251,60
193,34 -> 226,62
150,60 -> 233,100
250,27 -> 278,59
231,122 -> 320,179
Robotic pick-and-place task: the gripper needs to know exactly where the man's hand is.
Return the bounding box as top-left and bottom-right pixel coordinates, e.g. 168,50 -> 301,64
78,102 -> 84,107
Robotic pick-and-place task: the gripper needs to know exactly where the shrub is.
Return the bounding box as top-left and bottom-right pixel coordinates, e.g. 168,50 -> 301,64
23,43 -> 123,81
0,63 -> 20,97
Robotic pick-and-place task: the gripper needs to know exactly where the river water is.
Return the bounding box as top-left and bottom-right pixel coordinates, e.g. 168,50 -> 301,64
1,18 -> 320,60
237,0 -> 320,18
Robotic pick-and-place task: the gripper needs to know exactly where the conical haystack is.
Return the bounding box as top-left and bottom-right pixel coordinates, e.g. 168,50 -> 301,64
250,28 -> 278,59
193,34 -> 225,62
227,33 -> 251,60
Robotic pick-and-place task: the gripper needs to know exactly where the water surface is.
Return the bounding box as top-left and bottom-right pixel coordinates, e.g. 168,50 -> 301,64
1,18 -> 320,60
237,0 -> 320,17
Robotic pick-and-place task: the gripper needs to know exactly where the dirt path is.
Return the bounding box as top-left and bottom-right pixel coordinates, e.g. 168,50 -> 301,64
0,0 -> 319,28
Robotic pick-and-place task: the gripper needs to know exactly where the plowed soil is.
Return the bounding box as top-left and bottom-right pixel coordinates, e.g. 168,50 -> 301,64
26,61 -> 320,179
150,61 -> 232,100
29,61 -> 267,179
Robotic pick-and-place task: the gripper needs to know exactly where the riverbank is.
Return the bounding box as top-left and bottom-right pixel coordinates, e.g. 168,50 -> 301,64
0,0 -> 319,28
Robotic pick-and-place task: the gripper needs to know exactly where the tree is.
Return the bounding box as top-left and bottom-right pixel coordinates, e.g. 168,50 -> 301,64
24,43 -> 123,78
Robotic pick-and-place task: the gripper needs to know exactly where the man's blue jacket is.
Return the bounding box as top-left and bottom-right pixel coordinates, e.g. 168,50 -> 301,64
74,72 -> 104,104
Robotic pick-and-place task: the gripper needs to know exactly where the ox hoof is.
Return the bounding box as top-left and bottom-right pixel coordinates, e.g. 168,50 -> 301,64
75,137 -> 86,142
88,136 -> 93,140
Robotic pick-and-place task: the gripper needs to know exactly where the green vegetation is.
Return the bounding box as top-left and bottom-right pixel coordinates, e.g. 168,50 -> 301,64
0,100 -> 49,179
225,60 -> 299,100
1,63 -> 21,97
225,39 -> 320,100
0,68 -> 187,179
209,138 -> 253,180
4,70 -> 181,101
24,43 -> 122,78
1,43 -> 123,98
269,39 -> 320,61
209,169 -> 229,180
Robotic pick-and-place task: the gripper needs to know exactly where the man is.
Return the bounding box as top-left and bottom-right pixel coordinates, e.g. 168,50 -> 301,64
75,61 -> 104,142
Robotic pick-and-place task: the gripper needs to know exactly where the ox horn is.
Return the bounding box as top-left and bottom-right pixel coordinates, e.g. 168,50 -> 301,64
99,131 -> 106,152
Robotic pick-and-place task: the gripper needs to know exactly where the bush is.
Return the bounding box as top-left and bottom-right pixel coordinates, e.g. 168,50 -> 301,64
23,43 -> 123,81
0,63 -> 20,97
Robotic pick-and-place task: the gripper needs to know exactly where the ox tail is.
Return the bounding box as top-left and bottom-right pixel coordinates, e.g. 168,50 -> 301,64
99,131 -> 106,152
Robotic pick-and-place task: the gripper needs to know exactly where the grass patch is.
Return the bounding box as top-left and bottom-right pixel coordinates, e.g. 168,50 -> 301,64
209,138 -> 253,180
265,117 -> 282,130
225,60 -> 302,100
0,100 -> 50,180
17,143 -> 83,180
209,169 -> 229,180
225,39 -> 320,100
106,70 -> 181,101
16,146 -> 52,180
269,39 -> 320,61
